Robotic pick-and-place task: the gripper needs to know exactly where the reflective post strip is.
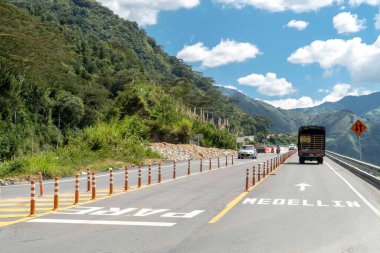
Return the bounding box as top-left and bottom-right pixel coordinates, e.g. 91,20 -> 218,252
53,177 -> 59,210
91,172 -> 96,200
158,163 -> 162,183
173,161 -> 176,179
148,165 -> 152,185
252,166 -> 256,186
124,166 -> 128,191
245,169 -> 249,192
38,172 -> 44,197
138,167 -> 142,188
74,174 -> 79,204
187,159 -> 191,175
86,168 -> 91,192
109,168 -> 113,195
30,180 -> 36,216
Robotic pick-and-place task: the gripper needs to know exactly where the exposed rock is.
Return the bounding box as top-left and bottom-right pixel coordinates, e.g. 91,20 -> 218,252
150,143 -> 237,162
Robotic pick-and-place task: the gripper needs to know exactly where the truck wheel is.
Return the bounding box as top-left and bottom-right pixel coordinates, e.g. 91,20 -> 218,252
299,158 -> 305,164
319,158 -> 324,164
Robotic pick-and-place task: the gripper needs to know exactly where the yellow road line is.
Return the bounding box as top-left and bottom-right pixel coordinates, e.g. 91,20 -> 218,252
208,155 -> 293,224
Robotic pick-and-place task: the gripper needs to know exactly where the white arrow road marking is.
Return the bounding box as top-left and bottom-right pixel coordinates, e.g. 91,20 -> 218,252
294,183 -> 311,191
27,218 -> 176,227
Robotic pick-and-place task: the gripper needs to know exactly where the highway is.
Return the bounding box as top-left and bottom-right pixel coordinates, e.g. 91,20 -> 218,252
0,153 -> 379,253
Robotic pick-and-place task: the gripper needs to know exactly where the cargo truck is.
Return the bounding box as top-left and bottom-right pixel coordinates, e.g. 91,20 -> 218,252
298,126 -> 326,164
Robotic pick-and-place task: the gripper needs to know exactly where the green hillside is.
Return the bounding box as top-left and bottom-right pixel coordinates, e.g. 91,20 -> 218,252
0,0 -> 270,178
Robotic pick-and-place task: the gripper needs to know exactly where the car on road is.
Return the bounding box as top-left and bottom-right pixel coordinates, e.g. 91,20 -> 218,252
288,144 -> 297,150
238,145 -> 257,159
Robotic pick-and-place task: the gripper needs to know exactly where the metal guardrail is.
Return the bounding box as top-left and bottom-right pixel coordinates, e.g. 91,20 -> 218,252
326,151 -> 380,187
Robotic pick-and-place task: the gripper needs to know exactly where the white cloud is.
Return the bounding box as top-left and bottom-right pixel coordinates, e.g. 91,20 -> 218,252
288,36 -> 380,84
238,72 -> 295,96
213,0 -> 340,12
264,83 -> 374,109
333,12 -> 366,34
375,10 -> 380,30
215,84 -> 246,94
264,96 -> 316,110
177,40 -> 260,68
286,20 -> 309,30
349,0 -> 380,6
97,0 -> 199,26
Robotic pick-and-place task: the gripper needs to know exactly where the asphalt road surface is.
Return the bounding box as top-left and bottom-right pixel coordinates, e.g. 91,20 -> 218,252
1,153 -> 379,253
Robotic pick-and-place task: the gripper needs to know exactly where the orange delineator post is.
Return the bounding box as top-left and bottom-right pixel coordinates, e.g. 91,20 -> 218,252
138,167 -> 142,188
200,158 -> 203,172
74,174 -> 79,204
209,158 -> 212,171
225,156 -> 228,166
158,163 -> 162,183
91,172 -> 96,200
252,166 -> 256,186
86,168 -> 91,192
232,155 -> 234,165
38,172 -> 44,197
53,177 -> 59,210
124,166 -> 129,191
218,157 -> 220,169
188,159 -> 191,175
258,164 -> 261,181
173,161 -> 176,179
245,169 -> 249,192
29,180 -> 36,216
263,162 -> 266,177
148,165 -> 152,185
109,168 -> 113,195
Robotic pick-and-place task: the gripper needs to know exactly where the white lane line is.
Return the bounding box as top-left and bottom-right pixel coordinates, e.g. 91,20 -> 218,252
27,218 -> 176,227
325,161 -> 380,219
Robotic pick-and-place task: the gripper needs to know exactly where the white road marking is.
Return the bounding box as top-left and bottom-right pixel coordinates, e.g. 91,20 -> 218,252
242,198 -> 360,208
294,183 -> 311,191
325,161 -> 380,219
27,218 -> 176,227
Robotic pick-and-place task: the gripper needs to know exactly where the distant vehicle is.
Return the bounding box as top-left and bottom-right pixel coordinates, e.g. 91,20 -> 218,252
288,144 -> 297,150
298,126 -> 326,164
238,145 -> 257,159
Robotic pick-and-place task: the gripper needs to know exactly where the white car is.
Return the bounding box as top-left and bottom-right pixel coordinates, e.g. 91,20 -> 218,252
238,145 -> 257,159
289,144 -> 297,150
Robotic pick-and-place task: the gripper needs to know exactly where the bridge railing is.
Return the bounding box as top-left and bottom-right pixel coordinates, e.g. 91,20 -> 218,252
326,150 -> 380,187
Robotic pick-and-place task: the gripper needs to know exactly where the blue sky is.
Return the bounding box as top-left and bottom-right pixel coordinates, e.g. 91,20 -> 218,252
98,0 -> 380,109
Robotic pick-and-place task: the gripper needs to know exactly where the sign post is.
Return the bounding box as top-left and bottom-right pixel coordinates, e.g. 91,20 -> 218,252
351,120 -> 367,161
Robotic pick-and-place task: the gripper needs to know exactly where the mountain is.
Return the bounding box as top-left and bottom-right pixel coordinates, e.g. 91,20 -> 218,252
218,86 -> 380,165
0,0 -> 272,178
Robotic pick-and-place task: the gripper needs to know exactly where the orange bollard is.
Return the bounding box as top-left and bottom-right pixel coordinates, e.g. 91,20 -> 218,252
109,168 -> 113,195
138,167 -> 142,188
86,168 -> 91,192
245,169 -> 249,192
53,177 -> 59,210
148,165 -> 152,185
252,166 -> 256,186
263,162 -> 266,177
226,156 -> 228,166
258,164 -> 261,181
232,155 -> 234,165
29,180 -> 36,216
91,172 -> 96,200
173,161 -> 176,179
209,158 -> 212,171
74,174 -> 79,204
158,163 -> 162,183
188,159 -> 191,175
218,157 -> 220,169
200,158 -> 203,172
124,166 -> 129,191
38,172 -> 44,197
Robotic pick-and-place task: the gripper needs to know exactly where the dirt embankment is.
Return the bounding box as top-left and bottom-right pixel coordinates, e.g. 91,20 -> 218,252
150,143 -> 237,161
